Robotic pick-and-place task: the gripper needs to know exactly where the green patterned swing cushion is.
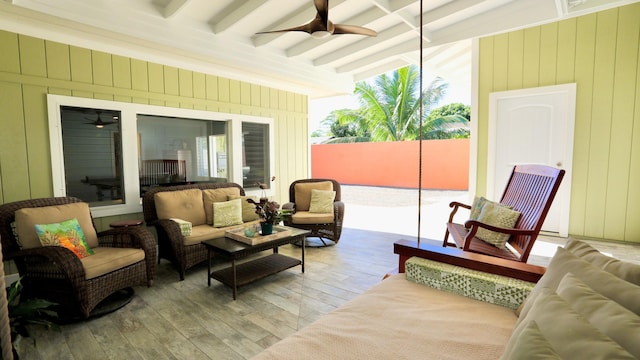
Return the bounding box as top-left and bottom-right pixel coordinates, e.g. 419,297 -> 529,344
405,256 -> 536,310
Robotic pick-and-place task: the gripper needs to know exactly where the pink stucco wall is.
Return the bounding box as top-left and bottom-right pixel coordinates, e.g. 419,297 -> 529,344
311,139 -> 469,190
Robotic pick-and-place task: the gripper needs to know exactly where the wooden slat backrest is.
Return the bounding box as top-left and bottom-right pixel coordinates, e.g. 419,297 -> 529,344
499,164 -> 565,260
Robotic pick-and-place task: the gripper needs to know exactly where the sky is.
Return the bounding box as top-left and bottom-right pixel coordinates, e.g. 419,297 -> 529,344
308,75 -> 471,134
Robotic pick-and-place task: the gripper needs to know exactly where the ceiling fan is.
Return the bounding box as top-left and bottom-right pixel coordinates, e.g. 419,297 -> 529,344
85,110 -> 118,128
256,0 -> 377,39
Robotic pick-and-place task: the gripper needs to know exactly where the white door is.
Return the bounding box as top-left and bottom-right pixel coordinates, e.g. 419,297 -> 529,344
487,83 -> 576,237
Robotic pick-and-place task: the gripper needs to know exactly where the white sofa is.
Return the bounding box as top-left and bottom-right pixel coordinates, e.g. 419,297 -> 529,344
252,239 -> 640,359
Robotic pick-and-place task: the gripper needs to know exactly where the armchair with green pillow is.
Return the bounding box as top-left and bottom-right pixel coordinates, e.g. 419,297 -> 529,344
0,197 -> 156,319
444,164 -> 565,263
282,178 -> 345,246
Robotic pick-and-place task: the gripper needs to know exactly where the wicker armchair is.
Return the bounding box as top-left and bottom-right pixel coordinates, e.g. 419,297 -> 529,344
0,197 -> 156,319
282,179 -> 345,246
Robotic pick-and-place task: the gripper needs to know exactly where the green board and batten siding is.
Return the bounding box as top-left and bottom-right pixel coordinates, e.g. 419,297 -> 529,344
477,3 -> 640,243
0,31 -> 309,227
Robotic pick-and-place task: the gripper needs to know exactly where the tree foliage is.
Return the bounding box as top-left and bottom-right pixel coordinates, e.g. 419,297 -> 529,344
321,66 -> 470,142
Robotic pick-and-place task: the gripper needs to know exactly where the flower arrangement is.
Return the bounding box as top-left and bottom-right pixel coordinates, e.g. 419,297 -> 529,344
247,198 -> 282,225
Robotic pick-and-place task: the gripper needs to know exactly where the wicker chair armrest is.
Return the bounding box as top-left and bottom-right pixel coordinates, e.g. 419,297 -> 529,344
154,219 -> 186,262
334,200 -> 345,221
447,201 -> 471,223
11,246 -> 86,287
282,202 -> 295,211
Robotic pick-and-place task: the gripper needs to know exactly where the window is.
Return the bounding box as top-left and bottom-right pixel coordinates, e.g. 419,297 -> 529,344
47,95 -> 274,217
242,122 -> 270,189
137,115 -> 228,193
59,106 -> 124,207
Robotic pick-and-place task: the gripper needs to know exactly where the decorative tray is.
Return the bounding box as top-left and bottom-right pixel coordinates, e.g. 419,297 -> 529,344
225,226 -> 292,246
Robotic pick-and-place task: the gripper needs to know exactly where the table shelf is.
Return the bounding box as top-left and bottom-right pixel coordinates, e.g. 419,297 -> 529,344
210,253 -> 302,289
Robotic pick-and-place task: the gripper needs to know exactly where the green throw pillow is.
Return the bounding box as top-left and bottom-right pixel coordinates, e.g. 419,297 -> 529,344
474,201 -> 520,248
469,196 -> 488,220
212,198 -> 243,228
308,189 -> 335,214
35,218 -> 95,259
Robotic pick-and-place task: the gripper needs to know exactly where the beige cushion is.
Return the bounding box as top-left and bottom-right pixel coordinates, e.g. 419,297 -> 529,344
154,189 -> 206,226
500,321 -> 561,360
291,211 -> 334,225
309,189 -> 336,214
565,238 -> 640,285
518,247 -> 640,320
212,199 -> 243,228
228,195 -> 260,222
81,246 -> 145,280
557,273 -> 640,358
294,181 -> 333,212
512,288 -> 635,360
203,187 -> 241,225
15,202 -> 99,249
475,201 -> 520,248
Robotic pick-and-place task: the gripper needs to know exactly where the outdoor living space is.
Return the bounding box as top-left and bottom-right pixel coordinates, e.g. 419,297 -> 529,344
12,185 -> 640,359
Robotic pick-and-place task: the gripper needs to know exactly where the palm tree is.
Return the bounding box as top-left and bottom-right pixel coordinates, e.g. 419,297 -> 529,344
334,65 -> 468,141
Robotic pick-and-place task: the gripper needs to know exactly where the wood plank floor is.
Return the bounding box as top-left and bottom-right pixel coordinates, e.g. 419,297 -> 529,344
14,226 -> 640,359
14,228 -> 422,360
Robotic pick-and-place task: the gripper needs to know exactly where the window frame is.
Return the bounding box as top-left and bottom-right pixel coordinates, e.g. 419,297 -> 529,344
47,94 -> 275,218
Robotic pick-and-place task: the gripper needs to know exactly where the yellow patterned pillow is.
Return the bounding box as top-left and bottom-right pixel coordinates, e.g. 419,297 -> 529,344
212,199 -> 243,228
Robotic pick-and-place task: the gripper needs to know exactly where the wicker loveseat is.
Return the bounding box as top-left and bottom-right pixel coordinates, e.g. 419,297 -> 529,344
142,182 -> 261,280
253,239 -> 640,359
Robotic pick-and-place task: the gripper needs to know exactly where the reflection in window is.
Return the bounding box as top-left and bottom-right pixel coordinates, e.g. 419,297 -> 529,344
137,115 -> 228,194
60,106 -> 123,207
242,122 -> 269,189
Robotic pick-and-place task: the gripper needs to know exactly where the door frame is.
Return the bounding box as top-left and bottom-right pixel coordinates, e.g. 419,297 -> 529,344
486,83 -> 576,237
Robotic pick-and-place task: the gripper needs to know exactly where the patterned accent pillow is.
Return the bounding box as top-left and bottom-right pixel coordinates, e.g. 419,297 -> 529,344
308,189 -> 335,214
170,218 -> 192,236
405,256 -> 535,310
212,198 -> 243,228
469,196 -> 488,220
474,201 -> 520,248
35,218 -> 95,258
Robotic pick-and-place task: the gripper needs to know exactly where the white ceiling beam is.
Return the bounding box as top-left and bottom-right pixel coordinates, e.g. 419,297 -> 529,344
286,6 -> 386,57
420,0 -> 486,24
252,0 -> 346,47
336,39 -> 419,73
210,0 -> 269,34
313,23 -> 412,66
163,0 -> 189,19
371,0 -> 415,13
353,58 -> 412,82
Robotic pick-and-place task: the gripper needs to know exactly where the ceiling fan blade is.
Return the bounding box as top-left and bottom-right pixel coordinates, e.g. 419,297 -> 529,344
314,0 -> 329,28
256,23 -> 314,35
333,24 -> 377,37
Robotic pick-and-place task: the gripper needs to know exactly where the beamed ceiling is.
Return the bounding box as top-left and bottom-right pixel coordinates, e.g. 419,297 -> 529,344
0,0 -> 636,98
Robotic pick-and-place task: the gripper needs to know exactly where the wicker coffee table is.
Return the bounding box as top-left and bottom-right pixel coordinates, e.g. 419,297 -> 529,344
202,226 -> 310,299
